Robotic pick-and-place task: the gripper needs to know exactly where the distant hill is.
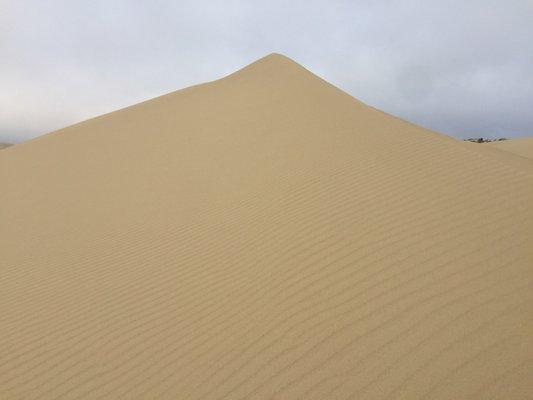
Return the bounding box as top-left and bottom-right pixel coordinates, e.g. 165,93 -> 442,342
487,137 -> 533,160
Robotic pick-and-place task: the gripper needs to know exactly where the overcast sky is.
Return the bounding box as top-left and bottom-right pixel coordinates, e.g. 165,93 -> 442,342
1,0 -> 532,143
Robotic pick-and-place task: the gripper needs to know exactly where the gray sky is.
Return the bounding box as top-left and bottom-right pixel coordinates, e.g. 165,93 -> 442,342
1,0 -> 532,143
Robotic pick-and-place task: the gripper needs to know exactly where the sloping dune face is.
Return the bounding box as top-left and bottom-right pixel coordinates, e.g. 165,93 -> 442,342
1,54 -> 532,399
488,137 -> 533,160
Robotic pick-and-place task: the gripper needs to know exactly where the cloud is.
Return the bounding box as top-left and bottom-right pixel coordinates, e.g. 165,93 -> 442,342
1,0 -> 532,142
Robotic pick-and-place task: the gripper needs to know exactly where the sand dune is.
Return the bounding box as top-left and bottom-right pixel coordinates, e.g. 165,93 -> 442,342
0,143 -> 12,150
487,137 -> 533,160
1,54 -> 532,399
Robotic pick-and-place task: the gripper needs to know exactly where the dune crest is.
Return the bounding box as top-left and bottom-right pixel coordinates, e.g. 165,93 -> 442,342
1,54 -> 532,399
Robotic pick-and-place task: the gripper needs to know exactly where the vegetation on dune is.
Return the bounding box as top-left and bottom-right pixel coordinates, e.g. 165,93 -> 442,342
464,137 -> 507,143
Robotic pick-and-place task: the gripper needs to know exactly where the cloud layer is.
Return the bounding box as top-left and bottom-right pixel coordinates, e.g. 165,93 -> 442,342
1,0 -> 532,142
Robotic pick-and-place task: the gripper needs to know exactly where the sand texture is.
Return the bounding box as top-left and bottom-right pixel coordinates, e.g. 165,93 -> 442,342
1,54 -> 532,399
488,137 -> 533,160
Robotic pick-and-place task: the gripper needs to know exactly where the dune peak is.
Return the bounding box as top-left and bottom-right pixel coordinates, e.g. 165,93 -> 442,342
231,52 -> 311,79
258,52 -> 294,63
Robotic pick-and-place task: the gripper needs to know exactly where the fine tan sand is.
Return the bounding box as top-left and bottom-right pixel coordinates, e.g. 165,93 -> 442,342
1,54 -> 532,399
487,137 -> 533,160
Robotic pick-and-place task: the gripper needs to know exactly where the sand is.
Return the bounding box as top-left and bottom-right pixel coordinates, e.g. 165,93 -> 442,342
1,54 -> 532,399
0,143 -> 12,150
487,137 -> 533,160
